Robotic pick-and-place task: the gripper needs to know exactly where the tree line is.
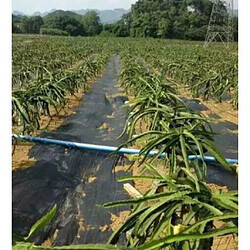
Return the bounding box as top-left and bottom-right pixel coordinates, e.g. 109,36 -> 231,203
12,10 -> 102,36
12,0 -> 238,41
103,0 -> 238,41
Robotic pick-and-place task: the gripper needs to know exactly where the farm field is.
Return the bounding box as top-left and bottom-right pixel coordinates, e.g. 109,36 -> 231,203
12,35 -> 238,250
12,35 -> 238,134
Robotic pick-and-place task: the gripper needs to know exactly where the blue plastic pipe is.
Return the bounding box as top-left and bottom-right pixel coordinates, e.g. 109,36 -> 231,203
12,134 -> 238,164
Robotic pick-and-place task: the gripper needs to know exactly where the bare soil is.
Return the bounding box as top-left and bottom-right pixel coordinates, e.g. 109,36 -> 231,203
178,86 -> 238,125
110,211 -> 131,231
212,234 -> 238,250
12,92 -> 84,171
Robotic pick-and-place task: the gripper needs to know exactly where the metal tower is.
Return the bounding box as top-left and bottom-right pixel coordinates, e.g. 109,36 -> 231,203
204,0 -> 234,47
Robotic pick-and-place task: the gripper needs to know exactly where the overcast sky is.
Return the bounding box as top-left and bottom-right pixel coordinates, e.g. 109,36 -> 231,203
12,0 -> 238,15
234,0 -> 238,9
12,0 -> 137,14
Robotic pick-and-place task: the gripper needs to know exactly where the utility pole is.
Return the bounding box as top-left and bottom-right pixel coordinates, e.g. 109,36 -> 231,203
204,0 -> 234,47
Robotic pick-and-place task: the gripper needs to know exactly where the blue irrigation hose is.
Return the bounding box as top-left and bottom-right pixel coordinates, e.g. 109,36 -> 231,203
12,134 -> 238,165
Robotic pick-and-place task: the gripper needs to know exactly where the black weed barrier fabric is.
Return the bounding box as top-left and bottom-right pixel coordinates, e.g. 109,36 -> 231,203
13,56 -> 131,245
182,97 -> 238,190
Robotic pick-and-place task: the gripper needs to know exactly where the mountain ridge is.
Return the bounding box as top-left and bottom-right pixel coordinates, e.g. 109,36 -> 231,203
12,8 -> 130,24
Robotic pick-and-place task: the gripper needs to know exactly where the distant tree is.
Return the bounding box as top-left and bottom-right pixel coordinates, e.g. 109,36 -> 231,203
81,11 -> 102,36
99,30 -> 115,37
20,16 -> 43,34
101,13 -> 131,37
31,16 -> 44,34
12,23 -> 21,33
20,16 -> 32,33
157,17 -> 174,38
113,20 -> 130,37
103,24 -> 114,32
65,24 -> 77,36
233,16 -> 238,41
123,0 -> 230,40
12,15 -> 22,33
40,27 -> 68,36
43,10 -> 85,36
